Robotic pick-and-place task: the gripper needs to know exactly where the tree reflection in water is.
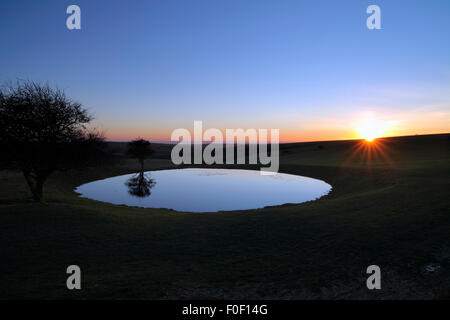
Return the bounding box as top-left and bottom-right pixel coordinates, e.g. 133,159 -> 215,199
125,171 -> 156,198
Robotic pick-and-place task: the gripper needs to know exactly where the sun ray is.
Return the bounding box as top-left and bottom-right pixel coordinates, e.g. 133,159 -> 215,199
342,138 -> 395,169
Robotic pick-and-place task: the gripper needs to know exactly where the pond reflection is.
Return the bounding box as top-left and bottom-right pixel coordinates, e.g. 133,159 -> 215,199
75,169 -> 332,213
125,172 -> 156,198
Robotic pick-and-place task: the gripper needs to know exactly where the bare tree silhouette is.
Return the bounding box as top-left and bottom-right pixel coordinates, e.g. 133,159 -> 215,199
0,80 -> 107,202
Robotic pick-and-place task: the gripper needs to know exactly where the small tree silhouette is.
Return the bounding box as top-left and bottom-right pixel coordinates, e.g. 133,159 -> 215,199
0,80 -> 107,202
127,139 -> 154,171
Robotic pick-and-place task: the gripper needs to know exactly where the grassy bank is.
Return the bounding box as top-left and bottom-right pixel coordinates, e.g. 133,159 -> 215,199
1,134 -> 449,299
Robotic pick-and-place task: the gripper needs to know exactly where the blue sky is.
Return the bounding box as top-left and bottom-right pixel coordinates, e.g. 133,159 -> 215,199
1,0 -> 449,141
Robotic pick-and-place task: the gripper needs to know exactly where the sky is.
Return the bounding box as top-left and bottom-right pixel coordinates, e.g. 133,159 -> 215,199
1,0 -> 449,142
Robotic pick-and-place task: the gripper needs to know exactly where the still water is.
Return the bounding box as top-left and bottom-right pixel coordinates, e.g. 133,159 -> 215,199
75,168 -> 332,212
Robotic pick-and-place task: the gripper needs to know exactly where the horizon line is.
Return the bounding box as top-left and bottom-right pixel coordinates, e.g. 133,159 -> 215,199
105,132 -> 450,144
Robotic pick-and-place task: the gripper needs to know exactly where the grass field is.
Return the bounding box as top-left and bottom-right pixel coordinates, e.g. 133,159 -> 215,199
1,134 -> 449,299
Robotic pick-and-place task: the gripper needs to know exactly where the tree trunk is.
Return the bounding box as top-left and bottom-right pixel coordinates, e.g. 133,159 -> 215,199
23,171 -> 41,202
23,170 -> 47,202
36,178 -> 44,200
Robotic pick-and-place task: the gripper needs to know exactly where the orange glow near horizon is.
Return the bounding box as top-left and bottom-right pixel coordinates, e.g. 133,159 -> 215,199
105,128 -> 449,143
101,111 -> 450,143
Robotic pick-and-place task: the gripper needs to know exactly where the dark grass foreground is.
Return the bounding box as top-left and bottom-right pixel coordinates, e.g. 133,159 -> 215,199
0,134 -> 449,299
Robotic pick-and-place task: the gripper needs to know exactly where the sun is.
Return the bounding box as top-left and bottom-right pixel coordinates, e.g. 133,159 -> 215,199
356,116 -> 387,142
